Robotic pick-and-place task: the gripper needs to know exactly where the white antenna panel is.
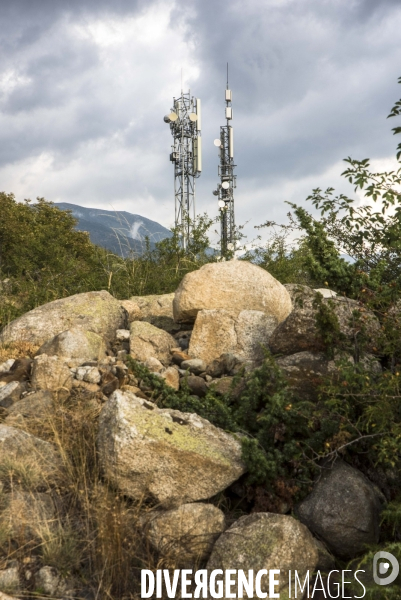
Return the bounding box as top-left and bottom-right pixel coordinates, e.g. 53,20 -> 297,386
193,136 -> 202,173
196,99 -> 201,130
229,126 -> 234,158
225,89 -> 232,101
225,107 -> 232,120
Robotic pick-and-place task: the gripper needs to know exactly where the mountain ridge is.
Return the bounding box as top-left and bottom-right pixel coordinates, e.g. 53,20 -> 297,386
55,202 -> 172,257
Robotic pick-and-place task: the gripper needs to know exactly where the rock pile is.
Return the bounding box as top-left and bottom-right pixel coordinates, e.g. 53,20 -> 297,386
0,260 -> 389,599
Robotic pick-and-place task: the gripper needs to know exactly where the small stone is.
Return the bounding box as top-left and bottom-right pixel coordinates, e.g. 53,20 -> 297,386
83,367 -> 101,384
180,358 -> 207,375
0,359 -> 15,374
116,329 -> 130,342
101,372 -> 119,396
144,357 -> 164,373
183,375 -> 208,398
0,565 -> 20,593
171,351 -> 190,366
160,367 -> 180,391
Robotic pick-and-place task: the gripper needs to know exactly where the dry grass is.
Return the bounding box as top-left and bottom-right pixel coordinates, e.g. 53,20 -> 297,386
0,342 -> 40,363
0,389 -> 162,599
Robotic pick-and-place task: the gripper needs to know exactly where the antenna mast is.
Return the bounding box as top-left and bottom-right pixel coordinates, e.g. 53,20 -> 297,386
164,89 -> 202,249
213,64 -> 236,257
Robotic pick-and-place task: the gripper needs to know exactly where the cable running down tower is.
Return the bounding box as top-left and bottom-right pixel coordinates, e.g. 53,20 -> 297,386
164,91 -> 202,249
213,67 -> 236,257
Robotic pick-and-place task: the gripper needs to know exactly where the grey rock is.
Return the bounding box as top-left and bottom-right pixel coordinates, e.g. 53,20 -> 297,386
296,460 -> 385,559
31,355 -> 72,395
0,360 -> 15,375
183,375 -> 208,398
180,358 -> 207,375
36,327 -> 107,366
130,321 -> 176,366
0,382 -> 23,409
141,503 -> 226,565
115,329 -> 130,341
0,425 -> 61,488
207,512 -> 318,600
0,565 -> 19,594
0,290 -> 127,347
189,309 -> 277,366
269,284 -> 380,356
5,391 -> 53,422
97,390 -> 246,506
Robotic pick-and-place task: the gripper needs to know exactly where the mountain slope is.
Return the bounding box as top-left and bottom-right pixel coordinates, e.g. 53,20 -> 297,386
55,203 -> 172,257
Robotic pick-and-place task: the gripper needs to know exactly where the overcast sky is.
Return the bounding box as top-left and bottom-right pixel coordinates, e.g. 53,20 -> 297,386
1,0 -> 401,247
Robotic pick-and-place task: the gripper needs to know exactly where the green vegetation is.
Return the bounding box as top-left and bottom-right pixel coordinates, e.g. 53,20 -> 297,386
0,198 -> 213,328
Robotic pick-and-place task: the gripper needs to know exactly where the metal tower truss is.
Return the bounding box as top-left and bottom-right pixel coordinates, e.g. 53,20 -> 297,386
213,82 -> 236,257
164,91 -> 201,249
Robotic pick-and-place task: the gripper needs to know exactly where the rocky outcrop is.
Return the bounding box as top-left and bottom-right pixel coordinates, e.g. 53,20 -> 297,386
173,260 -> 292,323
36,327 -> 107,366
97,390 -> 246,506
269,284 -> 380,355
296,460 -> 385,559
188,309 -> 277,365
207,513 -> 318,600
141,503 -> 225,565
129,321 -> 176,366
0,290 -> 126,346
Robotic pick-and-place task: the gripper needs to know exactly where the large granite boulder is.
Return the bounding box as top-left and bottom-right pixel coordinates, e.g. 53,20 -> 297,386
129,321 -> 176,366
0,291 -> 126,347
207,513 -> 318,600
141,503 -> 226,565
173,261 -> 292,323
188,310 -> 277,365
296,460 -> 385,559
36,327 -> 107,365
269,284 -> 380,356
97,391 -> 246,506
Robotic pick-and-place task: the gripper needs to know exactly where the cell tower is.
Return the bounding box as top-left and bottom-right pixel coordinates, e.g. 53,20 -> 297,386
164,90 -> 202,249
213,66 -> 236,257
